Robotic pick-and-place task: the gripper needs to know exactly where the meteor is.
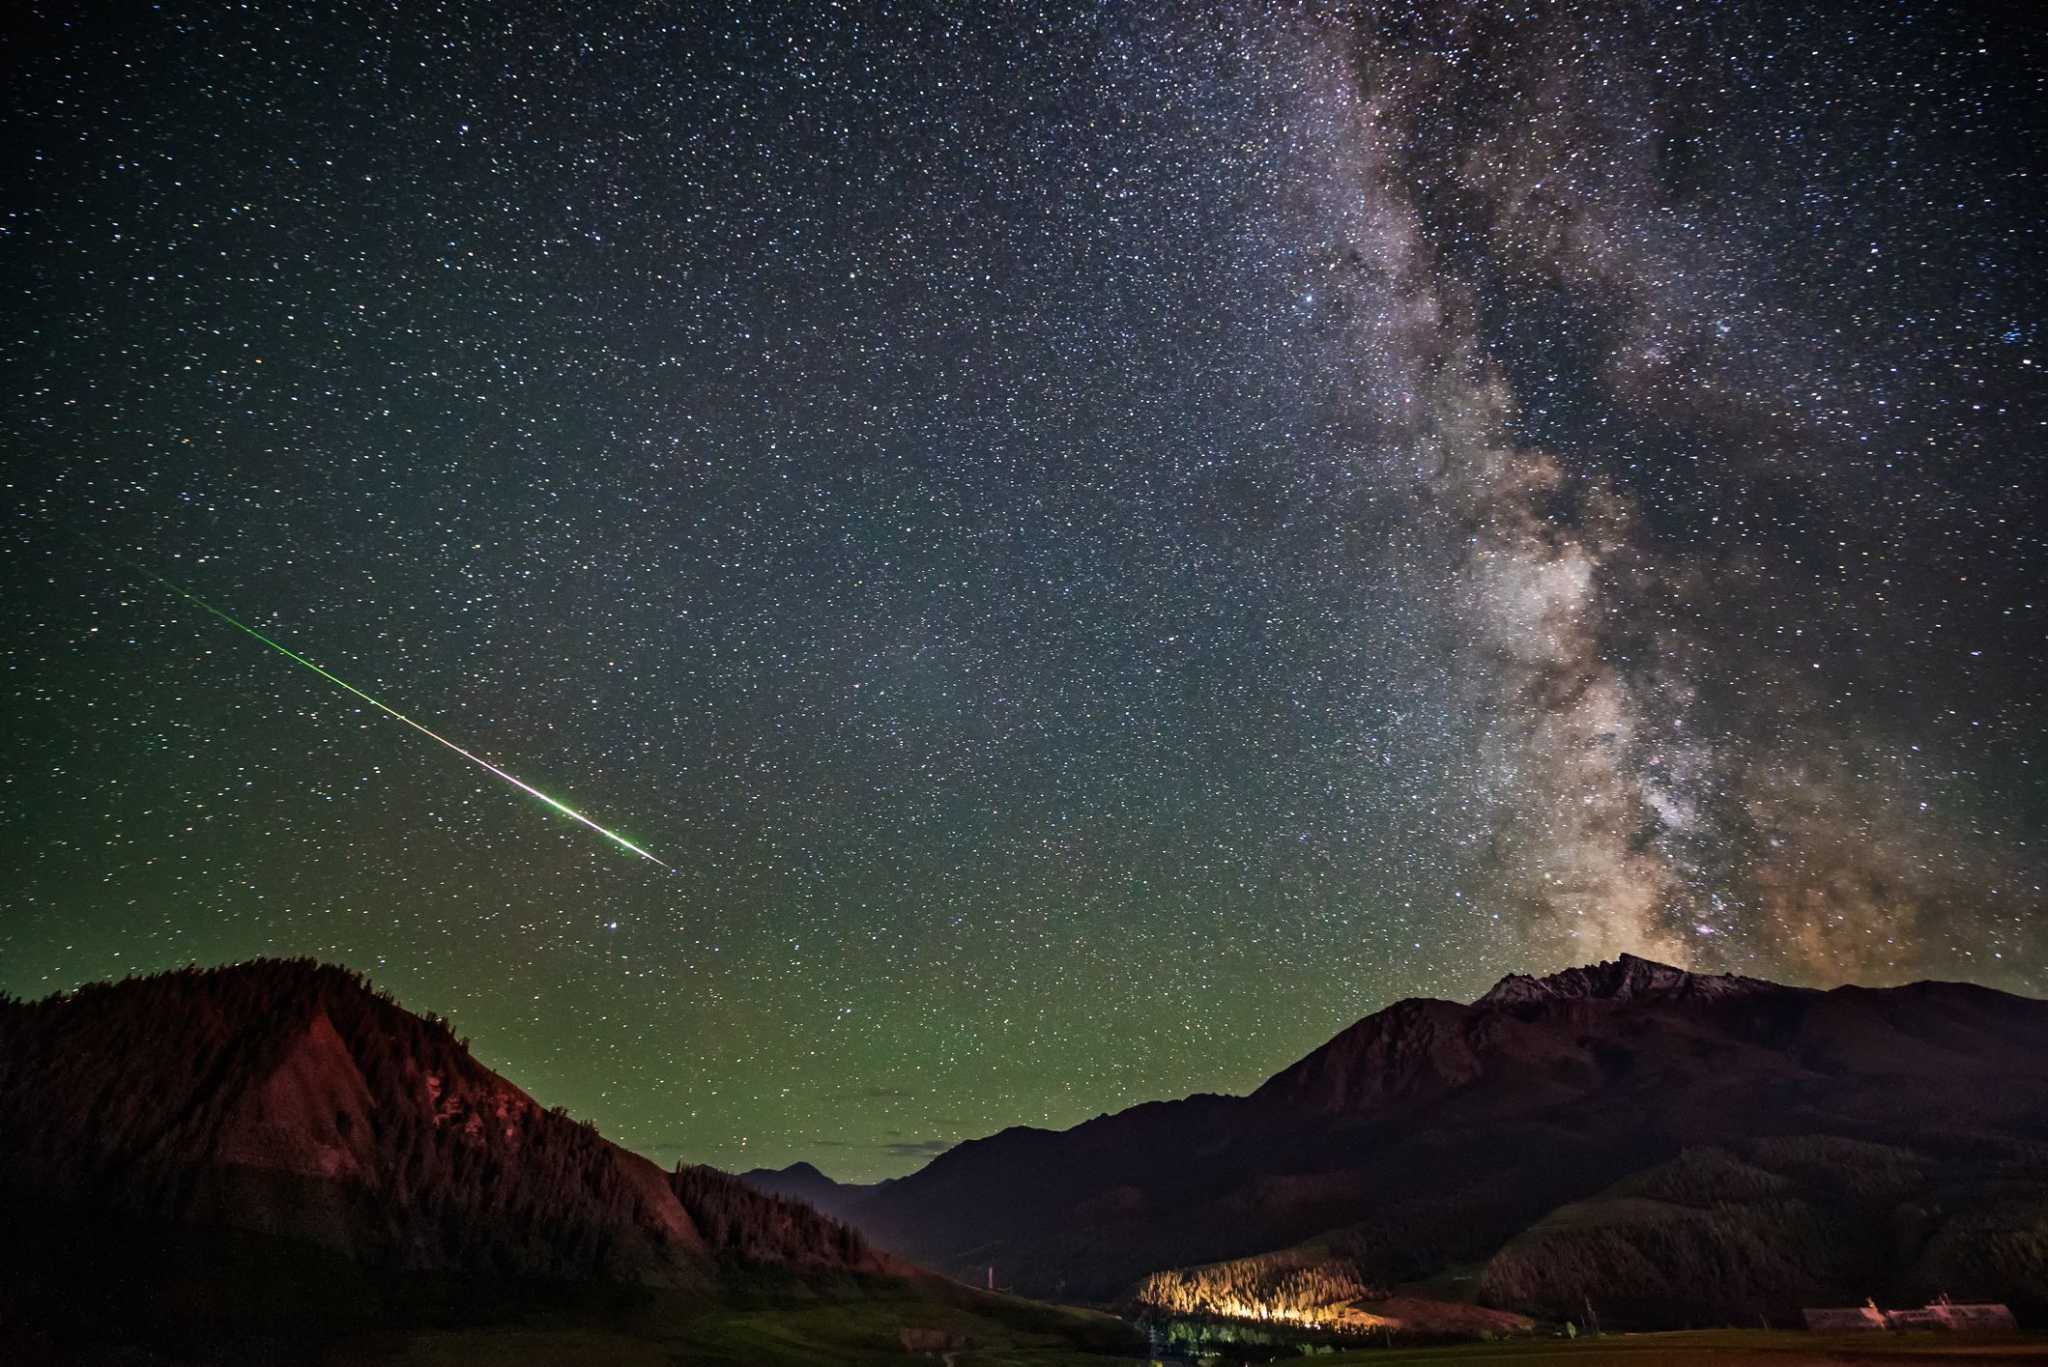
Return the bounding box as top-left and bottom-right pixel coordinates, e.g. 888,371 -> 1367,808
107,552 -> 669,868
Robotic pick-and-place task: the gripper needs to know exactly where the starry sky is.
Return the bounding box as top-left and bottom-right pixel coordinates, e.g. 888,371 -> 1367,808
3,1 -> 2043,1181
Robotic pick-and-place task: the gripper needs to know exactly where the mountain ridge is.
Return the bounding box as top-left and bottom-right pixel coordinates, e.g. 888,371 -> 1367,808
743,955 -> 2048,1323
1476,952 -> 1781,1007
0,959 -> 893,1288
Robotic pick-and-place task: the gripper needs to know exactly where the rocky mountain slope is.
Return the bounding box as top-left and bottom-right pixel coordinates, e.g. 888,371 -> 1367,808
0,960 -> 890,1288
752,955 -> 2048,1324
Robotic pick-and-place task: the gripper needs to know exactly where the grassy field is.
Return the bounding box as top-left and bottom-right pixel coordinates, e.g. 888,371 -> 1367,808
351,1278 -> 1139,1366
0,1200 -> 1141,1367
1310,1330 -> 2048,1367
6,1205 -> 2041,1367
363,1322 -> 2048,1367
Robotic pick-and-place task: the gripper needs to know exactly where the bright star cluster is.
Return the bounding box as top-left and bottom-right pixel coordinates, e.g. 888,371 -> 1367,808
2,1 -> 2041,1180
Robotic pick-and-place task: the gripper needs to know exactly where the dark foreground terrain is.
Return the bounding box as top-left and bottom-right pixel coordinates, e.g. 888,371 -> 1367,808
0,1199 -> 1136,1366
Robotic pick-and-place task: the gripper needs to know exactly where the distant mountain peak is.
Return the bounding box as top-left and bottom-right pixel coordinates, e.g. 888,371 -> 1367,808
1477,953 -> 1776,1007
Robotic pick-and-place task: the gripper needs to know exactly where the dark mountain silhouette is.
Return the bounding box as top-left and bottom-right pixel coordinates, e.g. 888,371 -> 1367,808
0,961 -> 1150,1366
0,960 -> 891,1288
752,955 -> 2048,1326
742,1160 -> 886,1211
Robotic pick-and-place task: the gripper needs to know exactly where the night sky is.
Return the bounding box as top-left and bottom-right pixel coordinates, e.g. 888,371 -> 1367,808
4,1 -> 2043,1180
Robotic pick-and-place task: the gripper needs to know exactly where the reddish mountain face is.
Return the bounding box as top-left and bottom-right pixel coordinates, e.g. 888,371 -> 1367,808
0,961 -> 891,1288
1475,953 -> 1775,1008
753,957 -> 2048,1322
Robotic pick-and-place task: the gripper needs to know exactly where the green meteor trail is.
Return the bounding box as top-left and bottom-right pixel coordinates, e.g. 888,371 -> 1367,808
111,554 -> 669,869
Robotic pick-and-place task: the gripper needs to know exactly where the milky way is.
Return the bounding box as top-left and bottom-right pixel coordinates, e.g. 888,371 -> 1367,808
3,1 -> 2042,1179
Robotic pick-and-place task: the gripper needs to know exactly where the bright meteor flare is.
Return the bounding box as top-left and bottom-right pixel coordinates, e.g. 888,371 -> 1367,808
113,555 -> 669,869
